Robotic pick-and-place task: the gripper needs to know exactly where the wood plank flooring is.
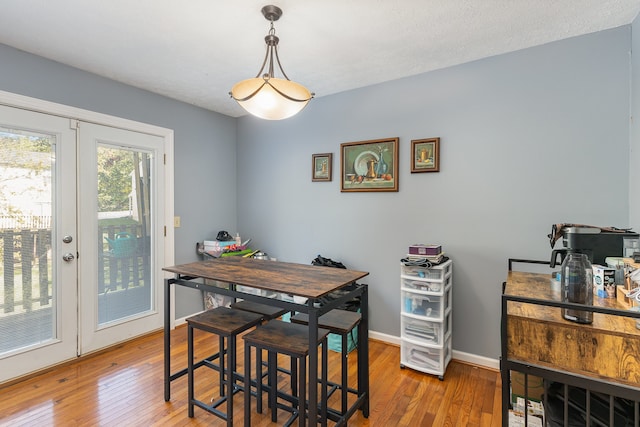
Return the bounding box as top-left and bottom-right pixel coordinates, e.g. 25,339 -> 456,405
0,325 -> 502,426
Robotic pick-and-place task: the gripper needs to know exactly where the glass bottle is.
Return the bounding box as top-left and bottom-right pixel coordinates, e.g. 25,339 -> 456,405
561,252 -> 593,324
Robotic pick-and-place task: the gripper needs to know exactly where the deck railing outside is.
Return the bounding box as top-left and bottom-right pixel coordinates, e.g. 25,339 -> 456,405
0,217 -> 150,316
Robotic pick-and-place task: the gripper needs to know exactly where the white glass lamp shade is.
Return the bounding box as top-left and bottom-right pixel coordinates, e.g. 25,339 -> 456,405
231,77 -> 312,120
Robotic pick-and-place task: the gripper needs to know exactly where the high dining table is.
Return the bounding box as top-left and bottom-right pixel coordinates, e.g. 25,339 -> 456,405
163,256 -> 370,426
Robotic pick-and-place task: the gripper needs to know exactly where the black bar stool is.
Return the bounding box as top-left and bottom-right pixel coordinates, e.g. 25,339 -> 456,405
290,309 -> 362,416
186,307 -> 263,426
243,319 -> 330,427
230,299 -> 298,395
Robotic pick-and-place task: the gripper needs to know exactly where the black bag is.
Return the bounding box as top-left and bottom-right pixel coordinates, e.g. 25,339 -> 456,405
312,254 -> 346,269
312,255 -> 360,312
216,230 -> 234,241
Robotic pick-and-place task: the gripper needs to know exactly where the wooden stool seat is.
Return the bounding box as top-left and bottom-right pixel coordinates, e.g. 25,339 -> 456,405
290,309 -> 362,418
230,300 -> 288,320
186,307 -> 263,426
290,309 -> 361,335
244,319 -> 330,357
188,306 -> 264,335
243,320 -> 330,426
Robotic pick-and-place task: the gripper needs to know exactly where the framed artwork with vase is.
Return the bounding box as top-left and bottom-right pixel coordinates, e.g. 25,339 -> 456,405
411,137 -> 440,173
340,137 -> 399,192
312,153 -> 332,182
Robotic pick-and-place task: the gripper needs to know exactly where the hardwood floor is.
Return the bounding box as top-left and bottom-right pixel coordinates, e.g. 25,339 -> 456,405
0,326 -> 503,426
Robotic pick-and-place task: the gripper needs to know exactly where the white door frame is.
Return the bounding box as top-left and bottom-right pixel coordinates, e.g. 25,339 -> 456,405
0,104 -> 78,382
0,90 -> 175,359
77,122 -> 167,353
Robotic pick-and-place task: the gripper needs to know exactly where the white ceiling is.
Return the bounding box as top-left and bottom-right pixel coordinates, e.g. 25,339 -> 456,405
1,1 -> 639,118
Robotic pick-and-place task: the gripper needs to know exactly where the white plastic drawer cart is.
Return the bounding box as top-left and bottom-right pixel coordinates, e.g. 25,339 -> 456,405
400,259 -> 452,380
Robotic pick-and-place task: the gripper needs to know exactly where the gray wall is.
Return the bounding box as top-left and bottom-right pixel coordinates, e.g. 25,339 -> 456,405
1,24 -> 636,360
236,27 -> 632,359
0,44 -> 238,318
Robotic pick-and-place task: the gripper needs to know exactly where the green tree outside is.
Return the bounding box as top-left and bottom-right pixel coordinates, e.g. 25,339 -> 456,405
97,146 -> 134,212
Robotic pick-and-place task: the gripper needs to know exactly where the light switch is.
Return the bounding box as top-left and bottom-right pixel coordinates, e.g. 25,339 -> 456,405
174,216 -> 181,228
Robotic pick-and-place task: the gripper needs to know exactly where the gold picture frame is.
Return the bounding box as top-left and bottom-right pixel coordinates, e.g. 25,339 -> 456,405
411,137 -> 440,173
340,137 -> 399,192
312,153 -> 332,182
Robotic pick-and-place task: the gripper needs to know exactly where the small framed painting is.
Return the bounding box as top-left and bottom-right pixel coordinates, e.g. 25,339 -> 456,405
340,137 -> 399,192
312,153 -> 332,182
411,137 -> 440,173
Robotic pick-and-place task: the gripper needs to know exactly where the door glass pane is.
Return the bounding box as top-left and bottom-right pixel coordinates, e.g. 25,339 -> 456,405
0,128 -> 55,355
97,145 -> 152,326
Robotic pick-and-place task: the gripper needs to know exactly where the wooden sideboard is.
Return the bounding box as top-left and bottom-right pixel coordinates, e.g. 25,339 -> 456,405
501,271 -> 640,426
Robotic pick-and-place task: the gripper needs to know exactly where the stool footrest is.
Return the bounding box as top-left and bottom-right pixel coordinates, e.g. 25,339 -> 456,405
191,397 -> 232,421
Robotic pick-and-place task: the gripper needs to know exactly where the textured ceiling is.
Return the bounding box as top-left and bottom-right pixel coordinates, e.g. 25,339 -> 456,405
1,1 -> 639,118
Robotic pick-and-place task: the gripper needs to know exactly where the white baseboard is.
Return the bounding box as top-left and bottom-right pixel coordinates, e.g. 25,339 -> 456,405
451,349 -> 500,370
369,331 -> 499,370
370,330 -> 401,345
174,315 -> 188,326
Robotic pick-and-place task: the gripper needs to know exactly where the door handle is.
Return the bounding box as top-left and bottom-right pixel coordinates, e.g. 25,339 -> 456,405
62,252 -> 75,262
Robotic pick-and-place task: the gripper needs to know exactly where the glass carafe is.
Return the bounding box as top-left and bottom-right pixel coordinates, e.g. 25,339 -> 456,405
561,252 -> 593,323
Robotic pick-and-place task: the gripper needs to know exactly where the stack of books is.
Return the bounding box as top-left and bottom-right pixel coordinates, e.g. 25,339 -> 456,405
408,244 -> 446,264
204,240 -> 237,251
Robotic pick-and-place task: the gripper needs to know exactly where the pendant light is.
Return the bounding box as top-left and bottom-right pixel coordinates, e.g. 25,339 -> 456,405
229,5 -> 314,120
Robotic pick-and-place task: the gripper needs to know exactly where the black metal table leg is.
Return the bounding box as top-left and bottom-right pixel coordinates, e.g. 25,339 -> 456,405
359,285 -> 370,417
308,302 -> 319,426
164,277 -> 171,402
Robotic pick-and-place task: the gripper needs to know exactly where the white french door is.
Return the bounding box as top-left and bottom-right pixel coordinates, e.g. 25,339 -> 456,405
0,105 -> 78,383
78,122 -> 165,354
0,97 -> 171,383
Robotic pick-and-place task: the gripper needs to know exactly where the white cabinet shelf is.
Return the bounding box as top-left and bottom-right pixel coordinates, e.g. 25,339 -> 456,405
400,259 -> 452,379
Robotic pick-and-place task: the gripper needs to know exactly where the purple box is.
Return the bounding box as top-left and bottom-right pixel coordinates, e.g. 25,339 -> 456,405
409,244 -> 442,256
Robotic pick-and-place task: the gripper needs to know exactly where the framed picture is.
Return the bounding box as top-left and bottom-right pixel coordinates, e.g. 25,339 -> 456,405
312,153 -> 332,182
411,137 -> 440,173
340,137 -> 399,192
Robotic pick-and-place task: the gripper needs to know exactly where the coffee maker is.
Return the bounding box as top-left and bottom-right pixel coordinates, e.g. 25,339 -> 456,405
549,225 -> 639,267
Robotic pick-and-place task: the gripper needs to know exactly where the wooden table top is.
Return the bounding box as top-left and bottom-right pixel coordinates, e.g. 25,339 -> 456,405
163,256 -> 369,299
